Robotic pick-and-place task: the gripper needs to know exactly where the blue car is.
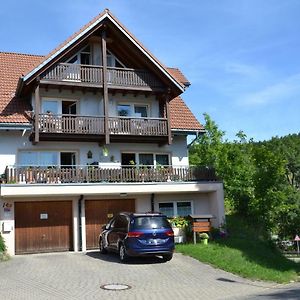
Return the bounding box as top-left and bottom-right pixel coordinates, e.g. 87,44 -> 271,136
99,212 -> 175,262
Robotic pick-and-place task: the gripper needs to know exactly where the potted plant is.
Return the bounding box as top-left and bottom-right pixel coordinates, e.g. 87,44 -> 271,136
199,232 -> 209,245
169,217 -> 189,243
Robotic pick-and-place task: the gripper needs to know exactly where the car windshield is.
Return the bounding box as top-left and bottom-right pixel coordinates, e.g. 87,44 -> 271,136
132,216 -> 170,230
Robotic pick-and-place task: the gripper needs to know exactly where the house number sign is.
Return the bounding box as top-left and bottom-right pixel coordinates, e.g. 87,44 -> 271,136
40,213 -> 48,220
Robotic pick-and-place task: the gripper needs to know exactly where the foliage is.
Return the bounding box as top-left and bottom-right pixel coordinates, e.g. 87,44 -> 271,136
176,215 -> 300,283
169,217 -> 190,228
0,233 -> 6,253
189,114 -> 300,239
199,232 -> 209,239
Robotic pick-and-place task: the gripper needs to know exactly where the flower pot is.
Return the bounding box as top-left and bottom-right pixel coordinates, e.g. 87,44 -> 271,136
201,238 -> 208,245
172,227 -> 186,243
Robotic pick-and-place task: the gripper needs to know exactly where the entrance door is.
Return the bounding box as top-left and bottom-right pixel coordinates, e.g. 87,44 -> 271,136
85,199 -> 135,249
15,201 -> 73,254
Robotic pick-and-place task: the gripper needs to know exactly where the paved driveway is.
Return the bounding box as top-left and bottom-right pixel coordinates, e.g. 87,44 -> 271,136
0,251 -> 299,300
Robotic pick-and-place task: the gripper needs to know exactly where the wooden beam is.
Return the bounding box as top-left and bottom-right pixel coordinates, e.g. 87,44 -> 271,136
165,91 -> 172,145
34,83 -> 40,144
102,28 -> 110,145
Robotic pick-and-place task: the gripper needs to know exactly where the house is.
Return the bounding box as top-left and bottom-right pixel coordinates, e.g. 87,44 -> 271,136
0,9 -> 224,255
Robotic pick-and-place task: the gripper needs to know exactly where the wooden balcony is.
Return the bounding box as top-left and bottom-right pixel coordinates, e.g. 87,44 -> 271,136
41,63 -> 164,91
34,114 -> 168,142
4,166 -> 217,184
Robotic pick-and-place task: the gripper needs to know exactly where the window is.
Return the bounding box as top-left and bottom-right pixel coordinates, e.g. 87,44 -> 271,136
117,104 -> 149,118
42,100 -> 59,114
139,154 -> 154,166
134,105 -> 148,117
107,50 -> 125,68
121,152 -> 169,167
158,203 -> 174,218
19,151 -> 59,167
117,104 -> 131,117
156,154 -> 169,166
158,201 -> 192,217
67,45 -> 91,65
114,215 -> 128,230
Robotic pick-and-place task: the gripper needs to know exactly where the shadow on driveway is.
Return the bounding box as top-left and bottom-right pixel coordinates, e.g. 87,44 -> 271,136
86,250 -> 167,265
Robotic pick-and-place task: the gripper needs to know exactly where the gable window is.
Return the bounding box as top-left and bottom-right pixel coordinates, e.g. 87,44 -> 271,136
107,50 -> 125,68
158,201 -> 193,217
67,45 -> 91,65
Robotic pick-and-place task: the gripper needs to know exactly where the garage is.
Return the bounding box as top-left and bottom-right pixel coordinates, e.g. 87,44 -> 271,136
85,199 -> 135,249
15,201 -> 73,254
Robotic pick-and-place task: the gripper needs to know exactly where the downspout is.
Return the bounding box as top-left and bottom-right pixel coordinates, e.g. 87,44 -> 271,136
151,193 -> 155,212
78,195 -> 84,251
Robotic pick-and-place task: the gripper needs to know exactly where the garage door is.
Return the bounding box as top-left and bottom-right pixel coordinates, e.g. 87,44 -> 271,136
15,201 -> 73,254
85,199 -> 135,249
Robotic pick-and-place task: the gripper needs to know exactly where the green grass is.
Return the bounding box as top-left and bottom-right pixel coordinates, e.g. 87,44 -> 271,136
176,215 -> 300,283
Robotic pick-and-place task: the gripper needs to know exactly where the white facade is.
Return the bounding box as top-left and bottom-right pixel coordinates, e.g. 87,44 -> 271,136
0,131 -> 188,174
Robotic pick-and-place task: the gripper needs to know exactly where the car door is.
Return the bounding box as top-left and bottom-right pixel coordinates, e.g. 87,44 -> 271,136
107,215 -> 128,251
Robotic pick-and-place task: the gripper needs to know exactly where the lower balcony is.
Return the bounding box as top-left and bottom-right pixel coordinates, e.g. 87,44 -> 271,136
4,165 -> 217,184
33,114 -> 168,143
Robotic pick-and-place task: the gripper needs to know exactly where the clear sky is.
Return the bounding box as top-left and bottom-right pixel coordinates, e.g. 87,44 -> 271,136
1,0 -> 299,141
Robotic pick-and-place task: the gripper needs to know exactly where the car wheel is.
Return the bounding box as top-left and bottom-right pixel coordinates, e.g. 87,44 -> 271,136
99,238 -> 107,254
162,254 -> 173,262
119,244 -> 128,262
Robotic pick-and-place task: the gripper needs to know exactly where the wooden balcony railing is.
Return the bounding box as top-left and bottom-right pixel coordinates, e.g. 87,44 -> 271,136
108,117 -> 168,136
41,63 -> 163,89
38,114 -> 105,135
36,114 -> 168,136
4,166 -> 217,184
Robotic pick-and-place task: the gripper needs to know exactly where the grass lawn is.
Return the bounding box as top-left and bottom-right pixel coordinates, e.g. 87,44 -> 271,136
176,215 -> 300,283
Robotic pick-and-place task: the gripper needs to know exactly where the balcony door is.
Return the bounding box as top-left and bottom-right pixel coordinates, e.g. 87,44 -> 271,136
60,152 -> 76,168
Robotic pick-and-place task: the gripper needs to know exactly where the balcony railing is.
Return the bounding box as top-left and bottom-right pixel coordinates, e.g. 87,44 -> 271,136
38,114 -> 105,135
4,166 -> 217,184
41,63 -> 164,90
36,114 -> 168,136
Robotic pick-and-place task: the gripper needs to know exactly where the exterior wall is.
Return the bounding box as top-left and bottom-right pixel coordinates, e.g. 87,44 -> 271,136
35,88 -> 159,118
0,132 -> 188,174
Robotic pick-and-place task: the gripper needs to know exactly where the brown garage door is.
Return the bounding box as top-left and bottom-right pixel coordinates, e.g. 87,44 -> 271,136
85,199 -> 135,249
15,201 -> 73,254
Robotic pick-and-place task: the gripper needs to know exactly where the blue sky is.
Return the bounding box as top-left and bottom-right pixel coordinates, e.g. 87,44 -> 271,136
1,0 -> 299,141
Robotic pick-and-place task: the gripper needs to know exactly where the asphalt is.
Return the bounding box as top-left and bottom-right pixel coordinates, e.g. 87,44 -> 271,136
0,251 -> 299,300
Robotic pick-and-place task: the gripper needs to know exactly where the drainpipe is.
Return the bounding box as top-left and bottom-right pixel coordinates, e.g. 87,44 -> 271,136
151,193 -> 155,212
78,195 -> 84,251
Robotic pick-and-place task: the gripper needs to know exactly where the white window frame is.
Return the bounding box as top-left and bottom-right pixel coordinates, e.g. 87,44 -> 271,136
41,97 -> 79,115
121,151 -> 171,167
117,103 -> 150,118
157,200 -> 194,217
18,150 -> 78,167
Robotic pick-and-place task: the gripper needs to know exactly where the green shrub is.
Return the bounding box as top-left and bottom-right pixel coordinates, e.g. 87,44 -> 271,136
0,233 -> 6,253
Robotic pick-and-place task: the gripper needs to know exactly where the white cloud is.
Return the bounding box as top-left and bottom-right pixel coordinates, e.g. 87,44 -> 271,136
237,73 -> 300,106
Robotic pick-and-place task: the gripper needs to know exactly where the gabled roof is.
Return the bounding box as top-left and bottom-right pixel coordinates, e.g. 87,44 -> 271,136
0,52 -> 202,131
0,52 -> 43,123
23,9 -> 186,92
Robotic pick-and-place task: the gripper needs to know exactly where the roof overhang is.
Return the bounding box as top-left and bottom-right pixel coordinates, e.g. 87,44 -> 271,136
23,11 -> 185,93
171,128 -> 206,136
0,123 -> 32,131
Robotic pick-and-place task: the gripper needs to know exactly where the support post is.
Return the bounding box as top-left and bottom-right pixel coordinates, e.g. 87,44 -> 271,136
101,28 -> 110,145
165,91 -> 172,145
34,83 -> 40,144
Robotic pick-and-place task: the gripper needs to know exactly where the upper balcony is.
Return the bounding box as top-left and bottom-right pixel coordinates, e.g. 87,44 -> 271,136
40,63 -> 165,92
33,113 -> 168,143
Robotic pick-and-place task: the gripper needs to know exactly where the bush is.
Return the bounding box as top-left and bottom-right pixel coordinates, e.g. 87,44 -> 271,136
0,233 -> 6,253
